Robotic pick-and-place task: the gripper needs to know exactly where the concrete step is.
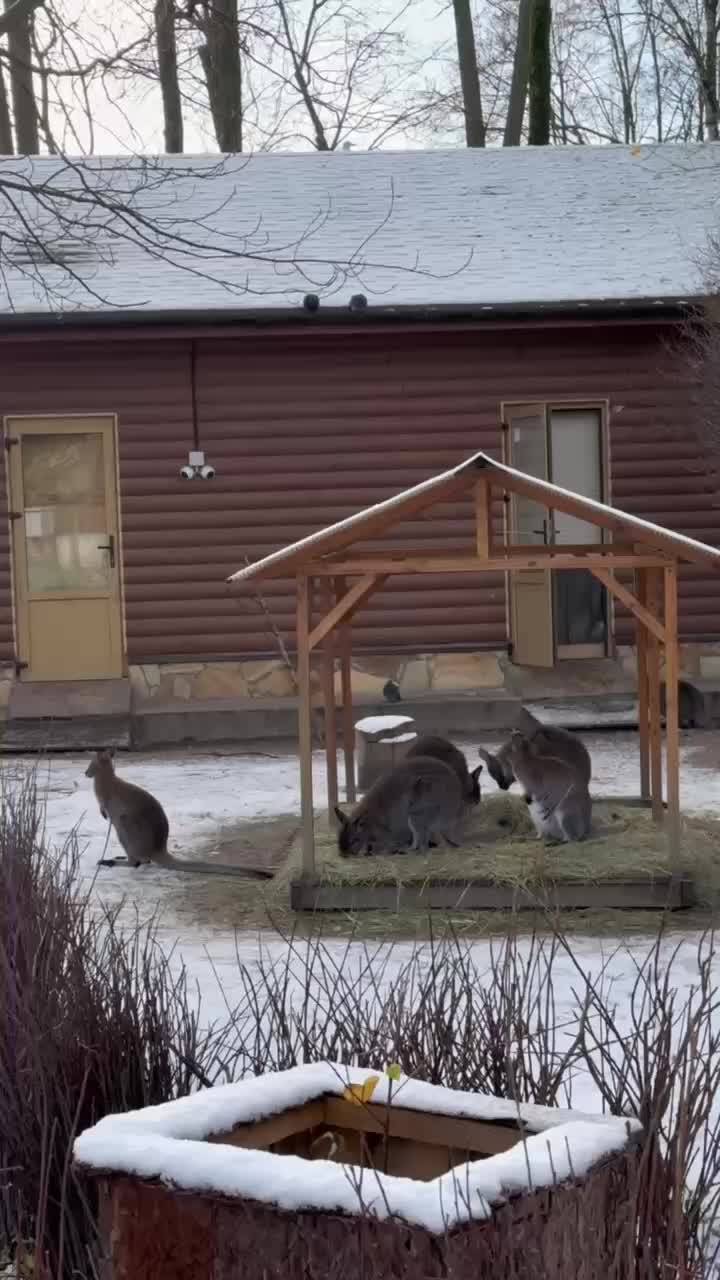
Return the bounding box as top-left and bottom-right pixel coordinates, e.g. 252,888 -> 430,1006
0,714 -> 130,752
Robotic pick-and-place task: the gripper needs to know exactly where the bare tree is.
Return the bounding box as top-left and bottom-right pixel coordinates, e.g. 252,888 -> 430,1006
684,235 -> 720,483
503,0 -> 532,144
3,0 -> 39,152
528,0 -> 551,144
451,0 -> 485,146
154,0 -> 183,152
194,0 -> 243,152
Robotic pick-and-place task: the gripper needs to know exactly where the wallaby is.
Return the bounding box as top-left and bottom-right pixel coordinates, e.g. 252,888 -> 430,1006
406,735 -> 483,804
478,707 -> 591,795
508,731 -> 592,843
334,756 -> 465,857
85,750 -> 274,879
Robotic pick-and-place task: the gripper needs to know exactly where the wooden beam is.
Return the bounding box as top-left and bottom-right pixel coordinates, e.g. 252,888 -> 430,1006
475,477 -> 491,558
320,579 -> 338,824
636,569 -> 650,802
335,577 -> 356,805
590,567 -> 666,644
646,569 -> 664,823
296,575 -> 315,876
308,574 -> 384,651
505,541 -> 638,557
308,553 -> 672,576
664,563 -> 681,869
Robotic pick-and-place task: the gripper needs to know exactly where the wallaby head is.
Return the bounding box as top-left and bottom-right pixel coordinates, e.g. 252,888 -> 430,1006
477,745 -> 514,791
334,805 -> 373,857
85,748 -> 116,779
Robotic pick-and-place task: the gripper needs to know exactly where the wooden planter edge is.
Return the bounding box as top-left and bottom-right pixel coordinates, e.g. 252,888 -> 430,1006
290,876 -> 692,912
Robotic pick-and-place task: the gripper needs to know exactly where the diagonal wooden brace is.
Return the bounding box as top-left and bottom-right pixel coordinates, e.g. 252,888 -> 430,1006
308,573 -> 385,651
590,567 -> 666,645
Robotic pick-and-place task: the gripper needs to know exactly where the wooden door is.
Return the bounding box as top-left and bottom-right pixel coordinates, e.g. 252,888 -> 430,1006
504,403 -> 554,667
7,415 -> 123,681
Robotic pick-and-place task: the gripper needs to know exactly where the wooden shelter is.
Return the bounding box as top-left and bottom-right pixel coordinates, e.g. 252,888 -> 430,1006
229,452 -> 720,906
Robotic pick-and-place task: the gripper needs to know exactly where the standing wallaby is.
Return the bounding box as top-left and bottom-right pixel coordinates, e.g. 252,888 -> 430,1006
508,731 -> 592,843
478,707 -> 591,795
86,750 -> 273,879
406,735 -> 482,804
334,756 -> 464,856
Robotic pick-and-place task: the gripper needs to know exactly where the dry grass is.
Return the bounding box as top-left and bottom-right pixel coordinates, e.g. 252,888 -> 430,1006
275,795 -> 720,899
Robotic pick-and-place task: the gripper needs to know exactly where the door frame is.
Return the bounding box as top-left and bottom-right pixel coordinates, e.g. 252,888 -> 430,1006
500,398 -> 612,663
4,412 -> 127,681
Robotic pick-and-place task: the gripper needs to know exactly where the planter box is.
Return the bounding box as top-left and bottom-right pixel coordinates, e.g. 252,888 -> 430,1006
75,1063 -> 641,1280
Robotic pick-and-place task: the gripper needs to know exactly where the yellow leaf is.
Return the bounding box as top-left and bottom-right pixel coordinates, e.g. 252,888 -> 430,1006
386,1063 -> 402,1082
343,1075 -> 380,1105
631,146 -> 642,156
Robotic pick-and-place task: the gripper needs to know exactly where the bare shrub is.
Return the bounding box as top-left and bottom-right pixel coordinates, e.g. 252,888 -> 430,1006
0,768 -> 237,1279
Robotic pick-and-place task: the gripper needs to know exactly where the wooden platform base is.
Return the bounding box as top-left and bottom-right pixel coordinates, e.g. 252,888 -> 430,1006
290,876 -> 691,913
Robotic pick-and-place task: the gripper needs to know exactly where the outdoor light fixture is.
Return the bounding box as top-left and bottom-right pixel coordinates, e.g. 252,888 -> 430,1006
180,450 -> 215,480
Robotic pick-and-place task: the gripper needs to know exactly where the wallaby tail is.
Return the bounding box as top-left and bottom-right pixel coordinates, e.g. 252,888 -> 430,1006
154,850 -> 274,880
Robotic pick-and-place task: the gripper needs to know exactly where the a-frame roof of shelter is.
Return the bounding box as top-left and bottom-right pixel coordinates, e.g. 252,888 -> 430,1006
228,452 -> 720,583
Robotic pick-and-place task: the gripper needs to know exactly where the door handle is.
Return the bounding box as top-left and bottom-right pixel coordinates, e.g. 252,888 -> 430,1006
532,521 -> 549,544
97,533 -> 115,569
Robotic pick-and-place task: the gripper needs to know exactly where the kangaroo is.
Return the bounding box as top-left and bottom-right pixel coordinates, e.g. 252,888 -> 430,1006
508,731 -> 592,843
85,750 -> 273,879
478,707 -> 591,796
334,756 -> 464,857
406,735 -> 483,804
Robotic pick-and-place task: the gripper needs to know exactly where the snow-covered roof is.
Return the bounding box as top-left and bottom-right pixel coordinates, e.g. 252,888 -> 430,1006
228,451 -> 720,583
1,142 -> 717,318
73,1063 -> 639,1232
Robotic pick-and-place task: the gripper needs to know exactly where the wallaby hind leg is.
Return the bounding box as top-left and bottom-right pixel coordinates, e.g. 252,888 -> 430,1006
558,804 -> 589,843
408,815 -> 432,853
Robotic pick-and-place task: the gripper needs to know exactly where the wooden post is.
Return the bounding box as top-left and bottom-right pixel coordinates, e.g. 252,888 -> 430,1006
647,568 -> 664,823
335,576 -> 356,804
320,579 -> 338,823
296,574 -> 315,876
635,569 -> 650,802
664,562 -> 681,868
475,477 -> 491,559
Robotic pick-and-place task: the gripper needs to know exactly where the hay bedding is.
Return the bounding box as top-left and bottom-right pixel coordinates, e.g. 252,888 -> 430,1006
280,795 -> 720,899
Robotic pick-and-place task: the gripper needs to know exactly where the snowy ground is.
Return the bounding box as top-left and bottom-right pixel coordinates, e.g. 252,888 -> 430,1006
9,726 -> 719,1032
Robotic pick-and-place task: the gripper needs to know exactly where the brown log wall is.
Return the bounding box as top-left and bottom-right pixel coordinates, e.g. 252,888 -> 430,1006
0,320 -> 715,664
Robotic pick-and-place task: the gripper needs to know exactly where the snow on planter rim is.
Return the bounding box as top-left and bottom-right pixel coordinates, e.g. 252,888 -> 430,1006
73,1063 -> 640,1233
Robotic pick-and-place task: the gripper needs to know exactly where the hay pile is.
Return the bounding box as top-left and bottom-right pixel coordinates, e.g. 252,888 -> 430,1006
277,794 -> 720,903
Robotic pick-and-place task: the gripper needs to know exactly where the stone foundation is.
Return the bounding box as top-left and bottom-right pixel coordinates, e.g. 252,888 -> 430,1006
616,642 -> 720,680
128,651 -> 506,707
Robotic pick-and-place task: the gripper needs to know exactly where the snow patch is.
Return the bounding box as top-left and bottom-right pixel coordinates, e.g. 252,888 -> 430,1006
355,715 -> 414,734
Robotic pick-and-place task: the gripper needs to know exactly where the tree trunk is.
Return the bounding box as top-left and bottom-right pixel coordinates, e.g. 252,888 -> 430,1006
452,0 -> 485,147
200,0 -> 242,152
154,0 -> 183,152
0,61 -> 13,153
528,0 -> 552,146
3,0 -> 38,153
703,0 -> 719,140
503,0 -> 532,145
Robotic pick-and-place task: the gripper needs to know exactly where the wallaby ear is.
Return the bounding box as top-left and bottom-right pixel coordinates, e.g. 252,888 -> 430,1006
471,764 -> 483,781
333,805 -> 348,828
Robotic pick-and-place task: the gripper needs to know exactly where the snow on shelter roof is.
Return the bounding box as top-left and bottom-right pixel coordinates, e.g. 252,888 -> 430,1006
73,1063 -> 640,1232
0,142 -> 717,317
228,452 -> 720,583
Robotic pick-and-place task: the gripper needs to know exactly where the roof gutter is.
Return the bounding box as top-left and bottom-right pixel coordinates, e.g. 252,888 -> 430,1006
0,295 -> 700,340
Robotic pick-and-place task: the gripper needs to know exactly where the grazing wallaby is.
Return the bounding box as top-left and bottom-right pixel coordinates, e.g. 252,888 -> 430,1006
85,750 -> 273,879
478,708 -> 591,795
508,731 -> 592,843
406,735 -> 483,804
334,756 -> 464,857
